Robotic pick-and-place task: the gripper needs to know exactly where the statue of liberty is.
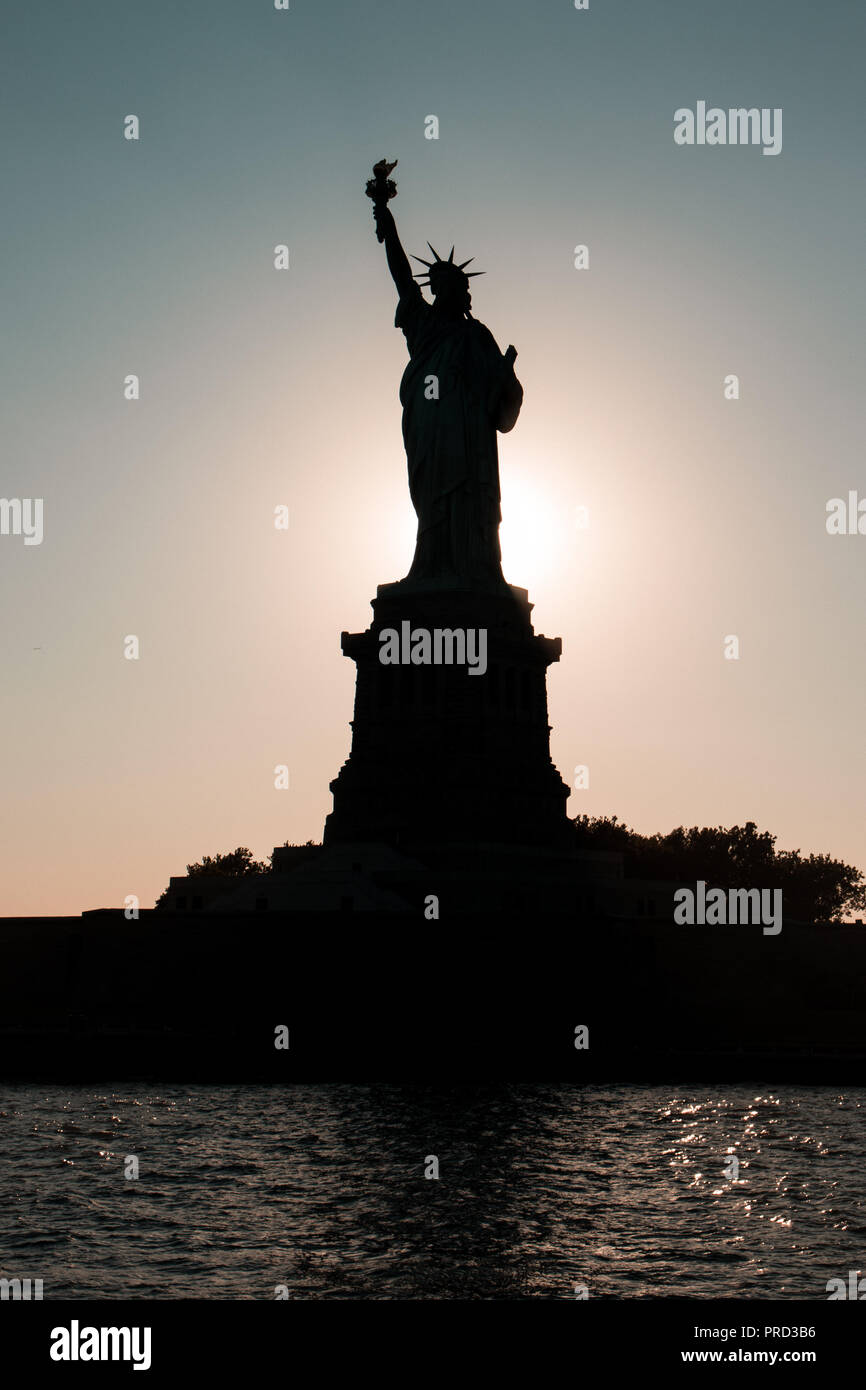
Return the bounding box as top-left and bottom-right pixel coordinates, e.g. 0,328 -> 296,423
367,161 -> 523,588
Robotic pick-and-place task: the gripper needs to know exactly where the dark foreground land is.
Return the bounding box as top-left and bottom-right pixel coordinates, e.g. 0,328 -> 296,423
1,909 -> 864,1082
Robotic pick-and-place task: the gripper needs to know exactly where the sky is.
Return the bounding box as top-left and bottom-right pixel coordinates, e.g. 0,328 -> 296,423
1,0 -> 864,915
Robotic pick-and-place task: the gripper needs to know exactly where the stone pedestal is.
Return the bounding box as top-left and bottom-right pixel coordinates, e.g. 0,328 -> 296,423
324,578 -> 571,849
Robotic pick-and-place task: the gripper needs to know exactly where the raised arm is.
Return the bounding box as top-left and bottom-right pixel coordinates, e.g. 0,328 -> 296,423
373,202 -> 414,300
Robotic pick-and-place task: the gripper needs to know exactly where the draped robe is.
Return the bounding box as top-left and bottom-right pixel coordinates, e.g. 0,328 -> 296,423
395,281 -> 523,585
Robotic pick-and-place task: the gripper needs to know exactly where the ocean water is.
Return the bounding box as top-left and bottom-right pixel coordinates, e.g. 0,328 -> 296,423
0,1084 -> 862,1299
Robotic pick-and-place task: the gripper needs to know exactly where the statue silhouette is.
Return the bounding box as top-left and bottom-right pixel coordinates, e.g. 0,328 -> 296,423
369,166 -> 523,588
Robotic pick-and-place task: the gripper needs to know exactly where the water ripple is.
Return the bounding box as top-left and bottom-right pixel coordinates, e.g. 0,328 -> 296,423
0,1084 -> 862,1298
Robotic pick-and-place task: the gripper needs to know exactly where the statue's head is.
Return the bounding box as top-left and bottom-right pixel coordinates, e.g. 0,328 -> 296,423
412,244 -> 483,317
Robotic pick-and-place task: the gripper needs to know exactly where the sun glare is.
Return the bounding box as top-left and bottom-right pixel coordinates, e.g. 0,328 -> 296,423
499,466 -> 565,589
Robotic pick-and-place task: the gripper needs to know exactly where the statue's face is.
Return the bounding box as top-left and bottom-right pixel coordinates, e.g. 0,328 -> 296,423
434,278 -> 471,317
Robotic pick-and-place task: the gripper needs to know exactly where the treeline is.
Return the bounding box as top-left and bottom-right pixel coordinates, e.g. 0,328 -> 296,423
153,843 -> 313,909
154,823 -> 865,922
573,816 -> 865,922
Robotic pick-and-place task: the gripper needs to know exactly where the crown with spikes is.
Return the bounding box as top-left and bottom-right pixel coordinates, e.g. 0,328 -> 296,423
412,243 -> 485,291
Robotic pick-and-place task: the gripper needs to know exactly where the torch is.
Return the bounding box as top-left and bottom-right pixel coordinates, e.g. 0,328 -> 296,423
365,158 -> 398,242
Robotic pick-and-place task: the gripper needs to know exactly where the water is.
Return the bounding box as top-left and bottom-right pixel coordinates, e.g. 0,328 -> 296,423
0,1085 -> 862,1299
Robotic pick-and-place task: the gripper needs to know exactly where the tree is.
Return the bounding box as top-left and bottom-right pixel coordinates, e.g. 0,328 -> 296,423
268,839 -> 319,869
183,847 -> 268,878
572,816 -> 866,922
154,846 -> 268,909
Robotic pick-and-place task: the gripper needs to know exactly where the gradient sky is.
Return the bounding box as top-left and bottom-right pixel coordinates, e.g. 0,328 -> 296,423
2,0 -> 864,915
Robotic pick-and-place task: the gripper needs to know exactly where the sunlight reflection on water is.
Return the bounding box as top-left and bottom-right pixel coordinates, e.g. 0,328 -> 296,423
0,1085 -> 861,1299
